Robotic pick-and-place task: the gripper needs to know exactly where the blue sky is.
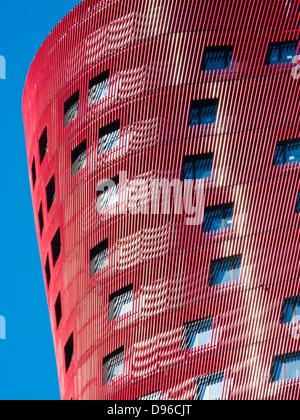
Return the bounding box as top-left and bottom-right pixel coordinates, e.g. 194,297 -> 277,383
0,0 -> 80,400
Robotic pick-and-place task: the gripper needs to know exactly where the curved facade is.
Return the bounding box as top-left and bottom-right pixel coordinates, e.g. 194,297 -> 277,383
23,0 -> 300,400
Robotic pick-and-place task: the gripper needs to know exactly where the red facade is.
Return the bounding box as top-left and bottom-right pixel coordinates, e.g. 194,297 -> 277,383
22,0 -> 300,400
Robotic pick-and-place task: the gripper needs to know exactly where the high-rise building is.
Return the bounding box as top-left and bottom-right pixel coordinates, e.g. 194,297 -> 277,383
22,0 -> 300,400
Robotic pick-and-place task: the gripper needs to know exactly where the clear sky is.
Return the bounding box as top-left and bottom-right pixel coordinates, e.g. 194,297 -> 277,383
0,0 -> 80,400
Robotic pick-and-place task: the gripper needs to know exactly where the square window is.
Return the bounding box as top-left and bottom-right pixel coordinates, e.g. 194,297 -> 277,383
182,318 -> 213,350
194,372 -> 224,400
55,292 -> 62,328
270,352 -> 300,382
274,139 -> 300,166
88,71 -> 109,106
51,228 -> 61,266
71,140 -> 87,176
189,99 -> 219,126
64,333 -> 74,373
97,176 -> 119,212
202,46 -> 234,72
46,175 -> 56,212
99,120 -> 120,155
38,205 -> 44,236
266,41 -> 298,66
182,154 -> 214,181
64,91 -> 79,127
109,284 -> 133,321
209,255 -> 242,286
280,296 -> 300,324
296,192 -> 300,214
90,239 -> 109,276
203,203 -> 234,233
103,347 -> 124,385
39,128 -> 48,164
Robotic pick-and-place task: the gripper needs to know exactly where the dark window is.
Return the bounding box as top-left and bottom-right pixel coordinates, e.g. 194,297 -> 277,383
189,99 -> 218,126
182,318 -> 213,350
209,255 -> 242,286
64,333 -> 74,373
99,120 -> 120,155
194,372 -> 224,400
296,192 -> 300,213
203,203 -> 234,232
31,158 -> 36,187
64,91 -> 79,127
109,284 -> 133,321
51,228 -> 61,266
182,154 -> 213,181
270,352 -> 300,382
280,296 -> 300,324
71,140 -> 87,176
38,205 -> 44,235
46,175 -> 56,212
88,71 -> 109,106
45,256 -> 51,288
138,391 -> 162,400
274,139 -> 300,166
103,347 -> 124,385
266,41 -> 298,66
97,176 -> 119,212
90,239 -> 109,276
39,128 -> 48,164
55,292 -> 62,328
202,46 -> 234,72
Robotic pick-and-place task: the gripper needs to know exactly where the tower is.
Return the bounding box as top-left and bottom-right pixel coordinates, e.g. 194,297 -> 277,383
23,0 -> 300,400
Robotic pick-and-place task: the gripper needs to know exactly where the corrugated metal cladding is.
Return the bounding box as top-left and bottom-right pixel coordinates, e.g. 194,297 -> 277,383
23,0 -> 300,400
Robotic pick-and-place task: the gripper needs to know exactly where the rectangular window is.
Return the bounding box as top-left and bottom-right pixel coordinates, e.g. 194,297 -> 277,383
296,192 -> 300,213
64,91 -> 79,127
46,175 -> 56,212
38,205 -> 44,236
209,255 -> 242,286
97,176 -> 119,212
90,239 -> 109,276
51,228 -> 61,266
138,391 -> 162,400
71,140 -> 87,176
99,120 -> 120,155
55,292 -> 62,328
45,255 -> 51,288
31,158 -> 36,187
266,41 -> 298,66
39,128 -> 48,164
189,99 -> 218,126
103,347 -> 124,385
280,296 -> 300,324
202,46 -> 234,72
182,154 -> 214,181
270,352 -> 300,382
203,203 -> 234,233
109,284 -> 133,322
88,71 -> 109,106
182,318 -> 213,350
64,333 -> 74,373
194,372 -> 224,400
274,139 -> 300,166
